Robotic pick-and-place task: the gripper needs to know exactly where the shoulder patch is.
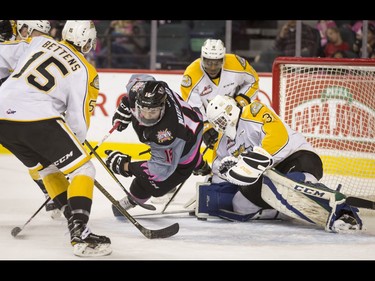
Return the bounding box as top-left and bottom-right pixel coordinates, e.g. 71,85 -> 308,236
90,74 -> 99,90
235,55 -> 247,69
157,128 -> 173,143
181,75 -> 192,88
250,101 -> 263,117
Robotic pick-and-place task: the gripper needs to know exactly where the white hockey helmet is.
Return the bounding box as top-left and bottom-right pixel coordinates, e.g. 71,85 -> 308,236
201,39 -> 226,59
201,39 -> 226,78
62,20 -> 97,54
206,95 -> 240,140
17,20 -> 51,39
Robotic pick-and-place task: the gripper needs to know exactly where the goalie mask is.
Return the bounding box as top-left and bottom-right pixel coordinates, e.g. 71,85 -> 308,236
132,80 -> 168,127
206,95 -> 240,140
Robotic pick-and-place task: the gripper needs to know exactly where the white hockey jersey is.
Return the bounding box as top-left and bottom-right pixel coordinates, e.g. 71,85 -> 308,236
180,54 -> 259,121
0,35 -> 99,143
211,101 -> 316,183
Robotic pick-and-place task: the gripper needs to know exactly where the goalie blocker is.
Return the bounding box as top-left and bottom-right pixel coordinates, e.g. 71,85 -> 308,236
196,169 -> 363,232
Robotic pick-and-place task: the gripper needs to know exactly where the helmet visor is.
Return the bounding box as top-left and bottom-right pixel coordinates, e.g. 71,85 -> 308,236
134,102 -> 164,126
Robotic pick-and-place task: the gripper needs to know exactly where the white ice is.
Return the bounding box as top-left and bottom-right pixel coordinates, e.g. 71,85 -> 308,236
1,154 -> 375,261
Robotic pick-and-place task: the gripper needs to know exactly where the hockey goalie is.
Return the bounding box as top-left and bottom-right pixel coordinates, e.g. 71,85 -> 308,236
195,95 -> 363,233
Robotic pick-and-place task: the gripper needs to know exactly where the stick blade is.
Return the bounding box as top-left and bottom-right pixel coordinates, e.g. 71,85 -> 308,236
138,222 -> 180,239
346,196 -> 375,210
11,227 -> 22,237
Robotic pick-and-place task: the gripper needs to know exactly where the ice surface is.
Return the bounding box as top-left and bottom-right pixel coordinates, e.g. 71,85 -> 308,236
1,155 -> 375,261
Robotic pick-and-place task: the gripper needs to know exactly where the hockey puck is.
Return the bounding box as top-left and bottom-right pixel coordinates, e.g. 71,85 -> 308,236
11,227 -> 21,237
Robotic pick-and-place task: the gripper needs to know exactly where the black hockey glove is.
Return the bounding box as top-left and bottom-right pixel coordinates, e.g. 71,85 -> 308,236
202,121 -> 218,149
234,93 -> 251,108
105,150 -> 132,177
112,97 -> 132,132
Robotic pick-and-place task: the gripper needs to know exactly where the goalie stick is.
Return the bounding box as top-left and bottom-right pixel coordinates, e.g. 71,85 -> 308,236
346,196 -> 375,210
94,179 -> 179,239
11,123 -> 120,238
85,140 -> 156,211
134,209 -> 194,218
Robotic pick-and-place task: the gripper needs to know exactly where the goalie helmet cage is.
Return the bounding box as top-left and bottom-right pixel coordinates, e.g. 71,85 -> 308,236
272,57 -> 375,203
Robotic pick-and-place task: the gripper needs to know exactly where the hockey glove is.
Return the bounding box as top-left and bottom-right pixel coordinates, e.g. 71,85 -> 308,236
219,147 -> 273,186
234,93 -> 251,108
105,150 -> 132,177
112,97 -> 132,132
202,121 -> 219,149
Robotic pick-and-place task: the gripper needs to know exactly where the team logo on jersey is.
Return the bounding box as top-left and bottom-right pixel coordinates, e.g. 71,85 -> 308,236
157,128 -> 173,143
235,55 -> 246,69
200,85 -> 213,96
181,75 -> 192,87
232,143 -> 246,158
90,74 -> 99,89
250,101 -> 263,117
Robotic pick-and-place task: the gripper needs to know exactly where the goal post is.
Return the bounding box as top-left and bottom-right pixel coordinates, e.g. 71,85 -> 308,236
272,57 -> 375,199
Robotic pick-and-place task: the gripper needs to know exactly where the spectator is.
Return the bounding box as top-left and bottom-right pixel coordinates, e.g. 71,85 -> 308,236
353,22 -> 375,58
316,20 -> 337,47
274,20 -> 321,57
323,26 -> 350,57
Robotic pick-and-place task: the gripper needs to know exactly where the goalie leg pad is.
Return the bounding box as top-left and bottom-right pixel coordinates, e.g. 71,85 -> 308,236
262,169 -> 364,232
262,169 -> 333,227
196,182 -> 239,219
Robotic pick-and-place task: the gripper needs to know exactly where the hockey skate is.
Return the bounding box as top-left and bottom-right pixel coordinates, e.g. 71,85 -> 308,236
331,213 -> 362,233
69,219 -> 112,257
44,194 -> 62,219
112,196 -> 136,217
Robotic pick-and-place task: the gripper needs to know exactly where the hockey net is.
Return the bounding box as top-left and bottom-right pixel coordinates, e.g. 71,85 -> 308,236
272,57 -> 375,204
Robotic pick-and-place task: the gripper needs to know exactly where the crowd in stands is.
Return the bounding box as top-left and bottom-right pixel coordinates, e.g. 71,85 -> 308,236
252,20 -> 375,72
48,20 -> 375,71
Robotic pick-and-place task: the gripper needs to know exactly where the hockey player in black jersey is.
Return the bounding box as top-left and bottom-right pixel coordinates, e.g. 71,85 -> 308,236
105,74 -> 209,216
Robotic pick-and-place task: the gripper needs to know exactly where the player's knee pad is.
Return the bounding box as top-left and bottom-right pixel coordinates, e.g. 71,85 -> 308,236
38,164 -> 60,178
69,160 -> 96,179
39,166 -> 69,199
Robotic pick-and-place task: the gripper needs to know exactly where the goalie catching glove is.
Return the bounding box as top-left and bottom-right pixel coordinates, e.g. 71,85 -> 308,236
112,96 -> 132,132
105,150 -> 132,177
219,146 -> 273,186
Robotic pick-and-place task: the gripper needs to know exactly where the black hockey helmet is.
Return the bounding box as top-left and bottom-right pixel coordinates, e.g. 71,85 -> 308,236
0,20 -> 13,42
132,80 -> 168,126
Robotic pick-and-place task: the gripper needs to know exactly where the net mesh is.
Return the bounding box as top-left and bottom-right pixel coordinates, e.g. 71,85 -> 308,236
275,59 -> 375,201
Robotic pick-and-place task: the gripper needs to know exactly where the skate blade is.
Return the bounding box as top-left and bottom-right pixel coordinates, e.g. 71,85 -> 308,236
49,209 -> 62,220
73,243 -> 112,257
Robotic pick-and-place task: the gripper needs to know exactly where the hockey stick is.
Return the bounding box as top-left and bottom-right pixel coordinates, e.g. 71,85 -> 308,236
11,123 -> 120,238
134,209 -> 194,218
94,179 -> 179,239
346,196 -> 375,210
11,197 -> 51,237
160,146 -> 210,214
85,140 -> 156,211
